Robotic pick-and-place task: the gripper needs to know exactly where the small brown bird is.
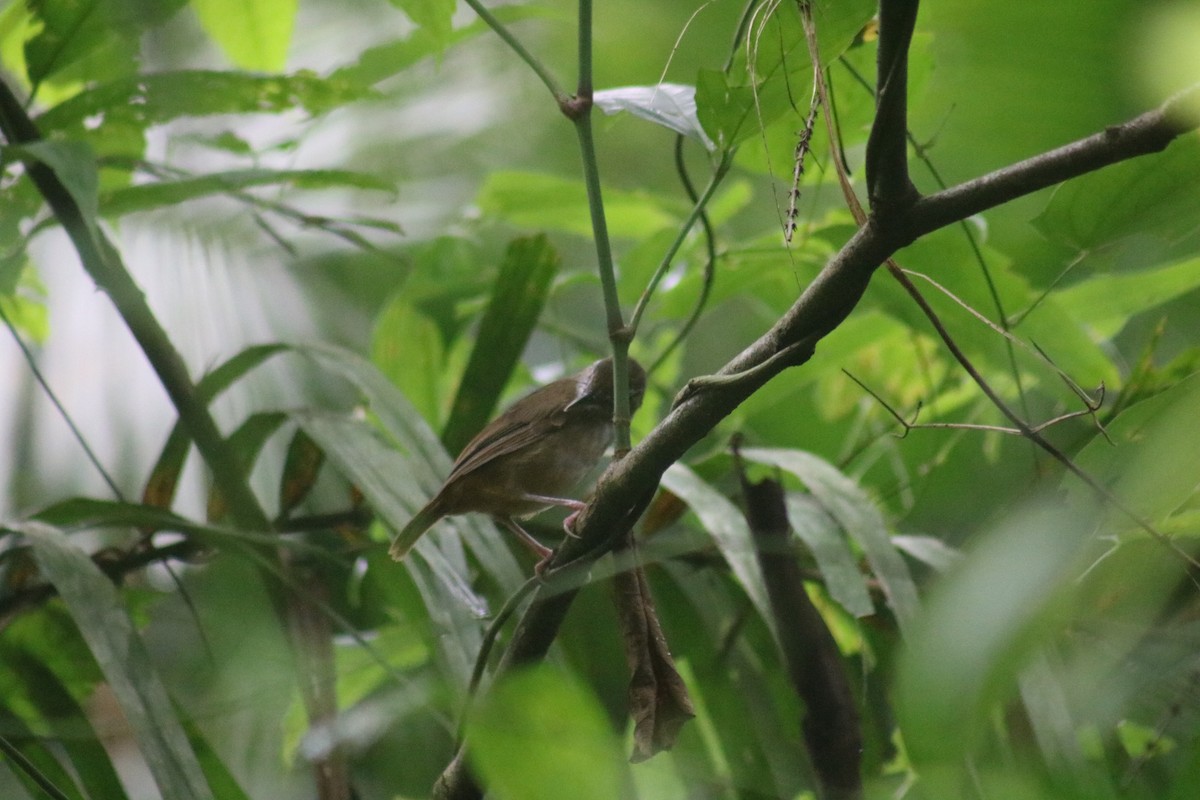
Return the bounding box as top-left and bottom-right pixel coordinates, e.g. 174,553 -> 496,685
389,357 -> 646,567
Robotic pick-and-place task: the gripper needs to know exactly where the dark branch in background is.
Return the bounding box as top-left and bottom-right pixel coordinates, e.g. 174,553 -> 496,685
287,561 -> 352,800
863,0 -> 919,210
735,447 -> 863,800
0,539 -> 199,628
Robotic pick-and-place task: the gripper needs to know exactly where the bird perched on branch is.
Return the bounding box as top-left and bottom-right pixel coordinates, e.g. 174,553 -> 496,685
389,357 -> 646,569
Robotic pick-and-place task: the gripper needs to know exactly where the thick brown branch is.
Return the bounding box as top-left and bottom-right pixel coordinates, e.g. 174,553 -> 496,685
865,0 -> 920,210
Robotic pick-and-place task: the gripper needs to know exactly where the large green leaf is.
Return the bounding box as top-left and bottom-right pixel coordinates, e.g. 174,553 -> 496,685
332,5 -> 551,87
387,0 -> 455,49
1033,137 -> 1200,269
785,493 -> 874,618
9,141 -> 100,233
371,295 -> 448,428
23,523 -> 214,800
191,0 -> 297,72
476,171 -> 681,239
467,667 -> 627,800
441,234 -> 560,453
24,0 -> 181,89
1070,371 -> 1200,532
0,706 -> 88,800
1048,255 -> 1200,340
3,650 -> 128,800
895,503 -> 1092,774
695,0 -> 874,147
39,70 -> 367,134
910,0 -> 1134,182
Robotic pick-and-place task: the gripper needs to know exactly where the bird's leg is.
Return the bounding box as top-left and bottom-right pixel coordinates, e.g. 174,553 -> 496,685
494,516 -> 554,563
521,494 -> 588,540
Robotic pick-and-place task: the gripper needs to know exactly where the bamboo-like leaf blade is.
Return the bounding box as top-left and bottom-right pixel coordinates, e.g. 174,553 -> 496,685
441,234 -> 560,453
785,493 -> 874,617
23,524 -> 214,800
660,464 -> 774,630
741,448 -> 919,633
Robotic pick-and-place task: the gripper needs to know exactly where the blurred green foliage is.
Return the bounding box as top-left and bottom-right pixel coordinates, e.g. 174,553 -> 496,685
1,1 -> 1199,799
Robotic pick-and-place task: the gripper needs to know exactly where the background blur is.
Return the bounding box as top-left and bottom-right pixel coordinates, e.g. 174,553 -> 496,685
2,0 -> 1200,798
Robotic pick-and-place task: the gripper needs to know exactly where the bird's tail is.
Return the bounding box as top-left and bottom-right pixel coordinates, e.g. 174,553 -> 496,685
389,501 -> 443,561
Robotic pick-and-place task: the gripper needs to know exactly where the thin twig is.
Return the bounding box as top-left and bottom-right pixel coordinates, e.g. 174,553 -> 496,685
844,369 -> 1104,438
461,0 -> 569,105
0,303 -> 124,499
629,152 -> 732,335
649,136 -> 720,374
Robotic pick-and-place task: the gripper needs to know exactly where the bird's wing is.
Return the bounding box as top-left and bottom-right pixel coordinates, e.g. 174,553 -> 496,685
444,385 -> 571,483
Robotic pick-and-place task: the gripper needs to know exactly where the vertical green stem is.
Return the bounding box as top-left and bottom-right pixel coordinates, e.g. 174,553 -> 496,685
576,0 -> 594,94
571,0 -> 636,450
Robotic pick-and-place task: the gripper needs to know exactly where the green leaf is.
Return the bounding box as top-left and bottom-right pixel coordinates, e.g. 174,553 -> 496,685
660,464 -> 774,630
39,70 -> 368,139
441,234 -> 560,453
332,5 -> 551,87
22,523 -> 215,800
696,0 -> 874,148
594,83 -> 714,149
191,0 -> 297,71
0,269 -> 50,342
213,411 -> 289,520
183,719 -> 253,800
785,493 -> 874,617
477,171 -> 680,239
387,0 -> 455,50
694,69 -> 758,149
371,296 -> 448,428
895,503 -> 1091,770
3,650 -> 128,800
100,168 -> 395,218
1047,255 -> 1200,340
29,498 -> 288,554
1072,371 -> 1200,532
467,666 -> 627,800
1133,3 -> 1200,120
740,448 -> 920,634
0,706 -> 88,800
892,534 -> 964,573
10,141 -> 99,230
294,412 -> 486,690
1034,137 -> 1200,267
143,344 -> 288,510
24,0 -> 171,89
